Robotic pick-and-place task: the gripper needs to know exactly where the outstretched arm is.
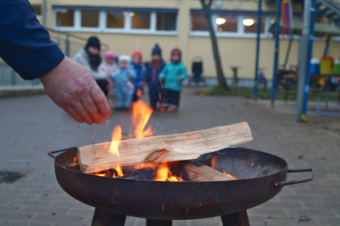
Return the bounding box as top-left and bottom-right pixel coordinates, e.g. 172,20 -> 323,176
39,57 -> 111,124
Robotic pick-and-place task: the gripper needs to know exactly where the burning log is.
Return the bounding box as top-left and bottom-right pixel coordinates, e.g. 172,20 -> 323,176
182,163 -> 235,181
78,122 -> 252,174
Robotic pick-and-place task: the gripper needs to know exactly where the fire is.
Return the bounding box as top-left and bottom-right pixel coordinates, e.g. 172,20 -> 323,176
223,171 -> 237,180
115,165 -> 123,177
251,162 -> 254,166
155,163 -> 169,181
200,93 -> 205,96
133,163 -> 157,170
154,163 -> 183,182
109,125 -> 122,157
211,156 -> 216,168
136,88 -> 142,98
131,100 -> 153,138
73,157 -> 77,163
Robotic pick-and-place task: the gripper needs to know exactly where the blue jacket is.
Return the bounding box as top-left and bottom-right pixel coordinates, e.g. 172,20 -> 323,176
110,67 -> 136,96
0,0 -> 64,80
144,61 -> 165,93
159,61 -> 187,92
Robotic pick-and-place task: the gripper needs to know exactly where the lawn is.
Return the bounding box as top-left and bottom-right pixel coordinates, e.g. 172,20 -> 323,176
197,86 -> 340,102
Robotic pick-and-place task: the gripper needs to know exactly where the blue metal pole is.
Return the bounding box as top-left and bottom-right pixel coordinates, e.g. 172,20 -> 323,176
270,0 -> 282,107
302,0 -> 317,116
253,0 -> 262,99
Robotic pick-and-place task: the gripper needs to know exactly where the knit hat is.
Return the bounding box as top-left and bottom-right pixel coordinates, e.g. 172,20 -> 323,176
119,55 -> 131,63
132,51 -> 143,62
104,50 -> 114,61
171,48 -> 182,62
85,36 -> 101,51
151,44 -> 162,57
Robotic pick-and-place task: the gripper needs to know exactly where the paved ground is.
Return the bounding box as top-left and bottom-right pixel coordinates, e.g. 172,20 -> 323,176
0,87 -> 340,226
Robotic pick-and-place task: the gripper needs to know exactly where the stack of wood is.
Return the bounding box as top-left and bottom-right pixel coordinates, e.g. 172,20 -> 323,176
77,122 -> 252,182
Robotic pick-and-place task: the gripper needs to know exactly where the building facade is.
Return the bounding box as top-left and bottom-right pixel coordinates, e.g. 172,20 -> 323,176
29,0 -> 340,85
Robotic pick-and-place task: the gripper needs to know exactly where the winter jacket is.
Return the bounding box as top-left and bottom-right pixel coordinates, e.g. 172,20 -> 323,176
73,48 -> 106,80
144,61 -> 165,92
110,67 -> 136,97
159,61 -> 187,92
98,61 -> 118,77
0,0 -> 64,80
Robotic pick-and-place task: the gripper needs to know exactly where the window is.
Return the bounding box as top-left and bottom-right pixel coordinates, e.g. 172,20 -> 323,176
54,7 -> 178,34
131,12 -> 151,29
56,10 -> 74,27
243,15 -> 265,33
106,11 -> 125,28
81,10 -> 99,28
156,12 -> 177,31
216,14 -> 238,33
191,13 -> 208,31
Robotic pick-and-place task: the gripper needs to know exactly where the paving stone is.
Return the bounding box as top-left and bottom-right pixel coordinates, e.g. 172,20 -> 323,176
1,88 -> 340,225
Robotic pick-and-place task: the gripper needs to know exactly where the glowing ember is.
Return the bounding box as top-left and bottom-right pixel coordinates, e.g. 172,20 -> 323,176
109,125 -> 122,157
136,88 -> 142,98
200,93 -> 205,96
131,100 -> 153,139
73,157 -> 77,163
251,163 -> 254,166
133,163 -> 157,170
211,156 -> 216,168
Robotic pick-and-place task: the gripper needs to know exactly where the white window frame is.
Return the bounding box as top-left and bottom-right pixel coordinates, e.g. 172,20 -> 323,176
54,9 -> 178,36
189,12 -> 284,39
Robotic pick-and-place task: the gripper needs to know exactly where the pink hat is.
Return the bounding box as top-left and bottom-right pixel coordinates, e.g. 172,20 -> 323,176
104,50 -> 114,61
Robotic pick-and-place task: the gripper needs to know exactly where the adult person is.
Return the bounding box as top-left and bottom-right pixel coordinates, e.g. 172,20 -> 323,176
0,0 -> 110,125
73,37 -> 110,96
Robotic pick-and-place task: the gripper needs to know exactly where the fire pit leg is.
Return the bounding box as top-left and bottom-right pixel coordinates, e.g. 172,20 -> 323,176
91,208 -> 126,226
146,219 -> 172,226
221,211 -> 250,226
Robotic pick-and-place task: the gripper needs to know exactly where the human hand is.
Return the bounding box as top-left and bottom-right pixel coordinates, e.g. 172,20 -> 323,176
39,57 -> 111,125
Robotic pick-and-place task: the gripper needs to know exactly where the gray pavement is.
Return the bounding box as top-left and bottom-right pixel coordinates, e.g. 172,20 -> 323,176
0,87 -> 340,226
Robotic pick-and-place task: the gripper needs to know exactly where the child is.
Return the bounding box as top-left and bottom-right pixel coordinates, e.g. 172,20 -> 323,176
110,55 -> 135,110
144,45 -> 165,109
131,51 -> 145,101
98,50 -> 118,107
159,48 -> 187,112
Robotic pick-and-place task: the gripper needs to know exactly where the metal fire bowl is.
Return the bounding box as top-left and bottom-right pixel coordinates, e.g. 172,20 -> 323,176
50,147 -> 314,220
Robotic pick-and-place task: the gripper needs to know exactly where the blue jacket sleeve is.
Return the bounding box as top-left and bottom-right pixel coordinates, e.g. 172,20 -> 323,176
0,0 -> 65,80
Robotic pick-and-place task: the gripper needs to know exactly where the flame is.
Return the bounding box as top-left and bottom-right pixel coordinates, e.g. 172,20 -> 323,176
251,162 -> 254,166
115,165 -> 123,177
155,163 -> 169,181
211,156 -> 216,168
109,125 -> 122,157
200,93 -> 205,96
131,100 -> 153,138
136,88 -> 142,98
160,81 -> 163,89
223,171 -> 237,180
154,163 -> 183,182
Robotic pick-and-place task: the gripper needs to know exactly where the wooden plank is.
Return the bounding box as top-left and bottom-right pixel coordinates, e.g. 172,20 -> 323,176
182,163 -> 235,181
78,122 -> 253,174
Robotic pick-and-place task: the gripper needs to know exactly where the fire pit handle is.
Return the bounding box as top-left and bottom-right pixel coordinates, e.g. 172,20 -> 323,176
48,148 -> 74,159
275,168 -> 315,187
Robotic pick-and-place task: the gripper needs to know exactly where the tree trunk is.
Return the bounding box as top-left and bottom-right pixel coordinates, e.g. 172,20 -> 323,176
200,0 -> 229,90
